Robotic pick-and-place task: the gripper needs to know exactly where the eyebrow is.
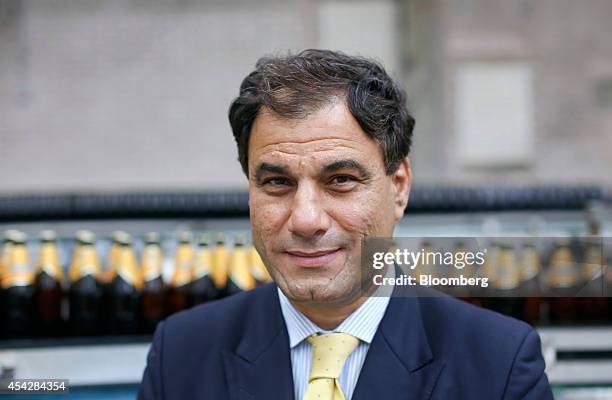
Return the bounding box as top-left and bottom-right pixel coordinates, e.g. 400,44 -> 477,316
252,159 -> 371,182
253,162 -> 290,182
321,159 -> 370,178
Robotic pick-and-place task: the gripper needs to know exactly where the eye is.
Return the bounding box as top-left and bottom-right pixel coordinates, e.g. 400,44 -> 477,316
265,177 -> 290,186
330,175 -> 356,185
261,177 -> 294,190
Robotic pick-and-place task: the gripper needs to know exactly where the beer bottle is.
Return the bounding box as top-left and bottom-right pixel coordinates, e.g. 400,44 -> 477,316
165,231 -> 194,315
190,233 -> 217,305
68,230 -> 103,336
1,230 -> 18,336
106,234 -> 142,335
100,231 -> 129,333
101,231 -> 128,285
606,252 -> 612,322
489,244 -> 523,319
227,235 -> 256,296
1,232 -> 35,339
440,240 -> 465,296
519,244 -> 541,292
34,230 -> 65,337
250,245 -> 272,286
1,230 -> 19,279
479,242 -> 500,312
453,241 -> 484,307
415,240 -> 444,285
141,232 -> 165,333
577,237 -> 607,323
519,243 -> 542,325
0,231 -> 18,338
546,239 -> 579,324
447,241 -> 467,298
211,233 -> 230,299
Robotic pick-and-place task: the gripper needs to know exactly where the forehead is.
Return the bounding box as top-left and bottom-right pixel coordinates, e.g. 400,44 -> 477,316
248,101 -> 383,170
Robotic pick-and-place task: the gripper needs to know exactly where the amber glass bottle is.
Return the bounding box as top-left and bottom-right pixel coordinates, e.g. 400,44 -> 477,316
34,230 -> 65,337
141,232 -> 165,333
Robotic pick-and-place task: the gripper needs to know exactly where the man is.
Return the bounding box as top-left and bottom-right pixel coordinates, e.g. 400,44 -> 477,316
138,50 -> 553,399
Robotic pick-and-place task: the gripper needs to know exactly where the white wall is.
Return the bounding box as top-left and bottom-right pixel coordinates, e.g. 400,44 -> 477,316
0,0 -> 403,194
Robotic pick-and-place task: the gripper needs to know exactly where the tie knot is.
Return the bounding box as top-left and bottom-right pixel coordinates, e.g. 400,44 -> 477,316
307,333 -> 360,380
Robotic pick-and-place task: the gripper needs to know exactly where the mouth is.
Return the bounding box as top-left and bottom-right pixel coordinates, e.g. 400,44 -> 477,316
284,248 -> 342,268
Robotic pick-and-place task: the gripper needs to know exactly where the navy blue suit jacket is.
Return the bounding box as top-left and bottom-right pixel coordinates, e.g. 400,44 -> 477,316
138,283 -> 553,399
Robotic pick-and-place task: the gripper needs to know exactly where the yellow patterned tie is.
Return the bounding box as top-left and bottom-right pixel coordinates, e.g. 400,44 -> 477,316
304,333 -> 360,400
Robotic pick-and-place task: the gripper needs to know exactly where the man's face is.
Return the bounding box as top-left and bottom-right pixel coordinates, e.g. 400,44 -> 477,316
248,100 -> 411,306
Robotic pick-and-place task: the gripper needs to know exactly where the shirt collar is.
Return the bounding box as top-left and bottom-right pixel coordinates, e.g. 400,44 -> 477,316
278,266 -> 392,348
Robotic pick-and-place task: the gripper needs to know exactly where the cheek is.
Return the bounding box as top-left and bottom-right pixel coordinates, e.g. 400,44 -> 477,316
249,192 -> 290,238
329,185 -> 395,237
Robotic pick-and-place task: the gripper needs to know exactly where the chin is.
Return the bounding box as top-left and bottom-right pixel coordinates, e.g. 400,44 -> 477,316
283,280 -> 358,305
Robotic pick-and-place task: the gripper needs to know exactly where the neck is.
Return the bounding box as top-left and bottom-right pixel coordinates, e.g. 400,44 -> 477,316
290,294 -> 367,330
285,266 -> 389,330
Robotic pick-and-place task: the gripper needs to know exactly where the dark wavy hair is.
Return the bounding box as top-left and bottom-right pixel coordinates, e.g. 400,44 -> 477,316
228,49 -> 415,176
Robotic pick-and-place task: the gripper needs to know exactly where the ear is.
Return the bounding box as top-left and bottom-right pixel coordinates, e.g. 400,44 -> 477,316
391,158 -> 412,221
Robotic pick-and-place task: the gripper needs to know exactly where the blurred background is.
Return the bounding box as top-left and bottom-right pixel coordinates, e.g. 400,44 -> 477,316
1,0 -> 611,192
1,0 -> 611,399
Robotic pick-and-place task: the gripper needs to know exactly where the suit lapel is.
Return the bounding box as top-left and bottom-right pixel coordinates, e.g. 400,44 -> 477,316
352,287 -> 444,400
221,282 -> 445,400
223,284 -> 295,400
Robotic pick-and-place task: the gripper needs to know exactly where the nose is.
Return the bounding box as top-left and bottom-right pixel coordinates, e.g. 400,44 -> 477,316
287,181 -> 331,240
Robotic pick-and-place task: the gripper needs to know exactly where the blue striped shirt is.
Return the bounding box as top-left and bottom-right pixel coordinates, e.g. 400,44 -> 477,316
278,287 -> 390,400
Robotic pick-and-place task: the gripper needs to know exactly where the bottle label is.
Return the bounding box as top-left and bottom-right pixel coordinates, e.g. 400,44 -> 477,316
212,247 -> 229,288
229,250 -> 255,290
104,245 -> 120,283
520,250 -> 540,282
581,246 -> 603,282
494,251 -> 520,290
171,264 -> 191,287
115,248 -> 143,289
1,265 -> 35,288
479,247 -> 500,281
1,243 -> 14,275
495,266 -> 520,290
172,245 -> 194,287
2,245 -> 34,288
69,247 -> 101,282
142,246 -> 163,281
38,245 -> 63,280
548,249 -> 577,288
193,251 -> 212,280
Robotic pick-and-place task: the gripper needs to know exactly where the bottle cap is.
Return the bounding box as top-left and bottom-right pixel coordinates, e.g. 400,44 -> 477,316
3,229 -> 21,243
12,231 -> 28,245
76,230 -> 96,245
144,232 -> 161,245
234,234 -> 246,247
111,230 -> 130,243
40,230 -> 58,242
215,232 -> 226,245
178,231 -> 192,244
198,233 -> 210,246
118,234 -> 133,246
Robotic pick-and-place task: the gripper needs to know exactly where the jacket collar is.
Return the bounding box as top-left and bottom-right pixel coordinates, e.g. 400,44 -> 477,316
223,284 -> 295,400
223,283 -> 444,400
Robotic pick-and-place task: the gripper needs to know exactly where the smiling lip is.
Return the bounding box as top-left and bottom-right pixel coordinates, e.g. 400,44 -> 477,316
284,248 -> 342,268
